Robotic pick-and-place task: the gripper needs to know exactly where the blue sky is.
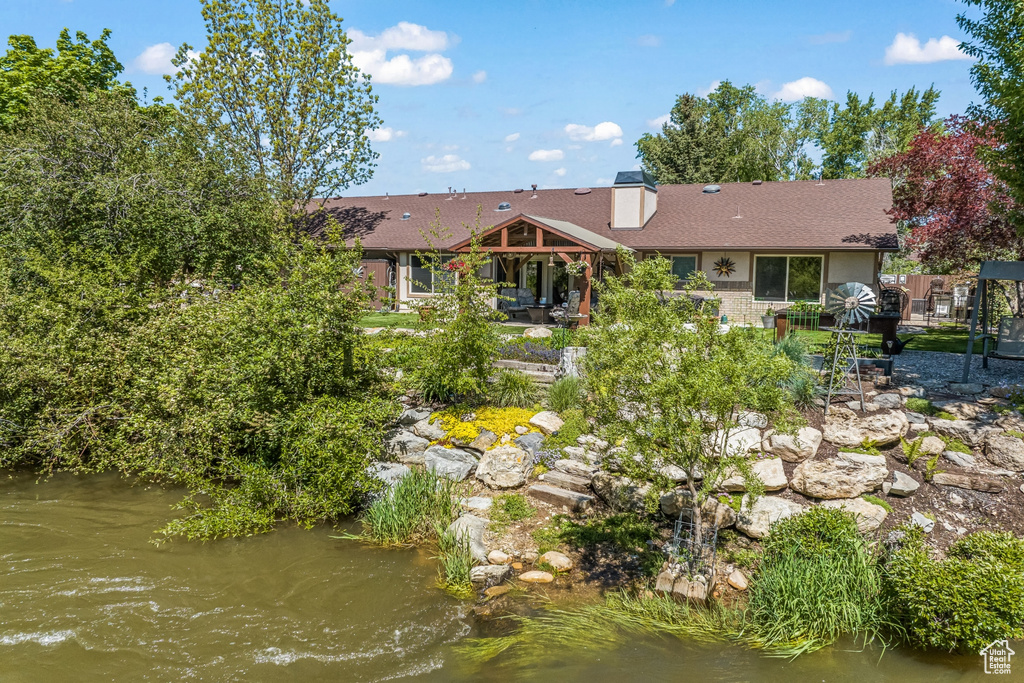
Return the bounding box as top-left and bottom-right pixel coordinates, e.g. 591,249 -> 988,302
2,0 -> 980,196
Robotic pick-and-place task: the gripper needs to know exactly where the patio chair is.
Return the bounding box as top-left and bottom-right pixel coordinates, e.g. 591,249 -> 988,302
989,316 -> 1024,361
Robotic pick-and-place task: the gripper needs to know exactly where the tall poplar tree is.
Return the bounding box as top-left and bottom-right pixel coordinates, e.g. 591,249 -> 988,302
169,0 -> 382,222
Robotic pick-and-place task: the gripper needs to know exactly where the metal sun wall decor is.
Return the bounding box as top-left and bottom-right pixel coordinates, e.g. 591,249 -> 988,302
712,255 -> 736,277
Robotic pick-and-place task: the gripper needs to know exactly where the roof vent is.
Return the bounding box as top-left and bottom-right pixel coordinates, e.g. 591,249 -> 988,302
702,185 -> 721,194
752,180 -> 763,186
513,188 -> 524,194
574,187 -> 592,195
496,202 -> 512,211
401,212 -> 411,220
418,192 -> 428,197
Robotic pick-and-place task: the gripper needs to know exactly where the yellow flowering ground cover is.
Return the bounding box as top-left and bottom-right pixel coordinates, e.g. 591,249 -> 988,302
432,406 -> 540,445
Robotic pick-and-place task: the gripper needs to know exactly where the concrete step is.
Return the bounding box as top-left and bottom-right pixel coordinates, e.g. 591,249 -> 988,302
528,484 -> 594,512
538,470 -> 592,493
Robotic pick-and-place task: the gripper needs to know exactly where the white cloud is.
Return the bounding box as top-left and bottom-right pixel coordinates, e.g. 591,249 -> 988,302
504,132 -> 520,142
554,167 -> 567,177
884,32 -> 971,65
637,35 -> 661,48
472,70 -> 487,83
595,177 -> 613,185
773,77 -> 833,102
564,121 -> 623,143
647,113 -> 671,128
133,43 -> 198,75
421,154 -> 470,173
529,149 -> 564,162
349,22 -> 454,86
366,127 -> 407,142
349,22 -> 450,52
610,138 -> 623,147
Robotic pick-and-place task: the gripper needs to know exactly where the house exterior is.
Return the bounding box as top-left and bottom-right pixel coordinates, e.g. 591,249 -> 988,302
311,172 -> 898,323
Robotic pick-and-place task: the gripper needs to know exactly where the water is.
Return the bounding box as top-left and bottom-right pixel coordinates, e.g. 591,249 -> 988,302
0,472 -> 996,682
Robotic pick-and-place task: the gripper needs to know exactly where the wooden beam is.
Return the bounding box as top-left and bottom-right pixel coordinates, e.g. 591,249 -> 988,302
500,227 -> 508,248
578,253 -> 592,325
536,228 -> 544,248
510,258 -> 530,278
460,246 -> 593,254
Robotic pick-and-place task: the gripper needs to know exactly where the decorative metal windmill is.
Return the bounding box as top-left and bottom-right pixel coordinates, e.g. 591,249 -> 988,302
823,282 -> 877,414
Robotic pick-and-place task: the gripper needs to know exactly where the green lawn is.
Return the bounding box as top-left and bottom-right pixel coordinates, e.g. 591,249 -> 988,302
766,323 -> 977,355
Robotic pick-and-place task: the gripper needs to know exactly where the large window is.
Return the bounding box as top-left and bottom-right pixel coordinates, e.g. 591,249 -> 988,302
671,256 -> 697,281
754,255 -> 822,302
409,254 -> 452,294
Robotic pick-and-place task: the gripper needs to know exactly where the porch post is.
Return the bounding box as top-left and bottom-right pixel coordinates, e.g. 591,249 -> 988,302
578,253 -> 592,324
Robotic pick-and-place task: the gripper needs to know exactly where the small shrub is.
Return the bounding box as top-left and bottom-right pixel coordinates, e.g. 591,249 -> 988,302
547,376 -> 585,413
861,494 -> 892,513
901,437 -> 924,468
542,408 -> 588,449
923,453 -> 943,481
490,369 -> 539,408
905,398 -> 934,415
723,547 -> 760,568
883,528 -> 1024,653
495,338 -> 561,364
361,469 -> 461,546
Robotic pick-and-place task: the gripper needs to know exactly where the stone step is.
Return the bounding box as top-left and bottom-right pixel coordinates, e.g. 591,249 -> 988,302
930,472 -> 1004,493
495,359 -> 560,373
538,470 -> 592,493
528,484 -> 594,512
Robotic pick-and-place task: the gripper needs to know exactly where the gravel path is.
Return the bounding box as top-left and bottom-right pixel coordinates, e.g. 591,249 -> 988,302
892,349 -> 1024,390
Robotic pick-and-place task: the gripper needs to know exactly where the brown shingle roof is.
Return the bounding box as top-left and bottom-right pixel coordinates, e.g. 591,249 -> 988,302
308,178 -> 897,252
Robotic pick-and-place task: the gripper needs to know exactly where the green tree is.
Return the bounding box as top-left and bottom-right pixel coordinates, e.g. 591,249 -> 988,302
0,28 -> 124,131
169,0 -> 382,222
582,252 -> 797,556
958,0 -> 1024,229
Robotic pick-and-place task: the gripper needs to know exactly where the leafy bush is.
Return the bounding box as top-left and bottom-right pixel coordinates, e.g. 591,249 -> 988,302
490,369 -> 539,408
547,376 -> 585,412
746,507 -> 895,655
883,528 -> 1024,653
361,468 -> 461,546
542,408 -> 589,449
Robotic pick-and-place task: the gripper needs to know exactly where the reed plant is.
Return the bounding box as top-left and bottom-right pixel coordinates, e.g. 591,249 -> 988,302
744,506 -> 897,656
360,468 -> 461,546
490,369 -> 539,408
435,526 -> 475,597
547,375 -> 585,412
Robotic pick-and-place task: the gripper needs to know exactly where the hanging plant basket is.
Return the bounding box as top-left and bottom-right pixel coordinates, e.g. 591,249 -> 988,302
565,260 -> 589,277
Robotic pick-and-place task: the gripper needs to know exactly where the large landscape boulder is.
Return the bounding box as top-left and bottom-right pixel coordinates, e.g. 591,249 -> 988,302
789,452 -> 888,499
447,514 -> 489,563
819,497 -> 888,533
764,427 -> 822,462
718,458 -> 787,492
985,433 -> 1024,472
367,462 -> 411,489
735,495 -> 805,539
706,427 -> 762,457
385,430 -> 431,463
529,411 -> 565,435
412,418 -> 447,441
514,432 -> 545,456
822,407 -> 908,448
926,418 -> 1000,449
399,407 -> 432,426
659,491 -> 736,528
591,472 -> 651,512
476,445 -> 533,489
424,446 -> 478,481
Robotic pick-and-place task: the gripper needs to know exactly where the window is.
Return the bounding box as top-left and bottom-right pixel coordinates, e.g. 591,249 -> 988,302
671,256 -> 697,281
409,254 -> 452,294
754,255 -> 822,302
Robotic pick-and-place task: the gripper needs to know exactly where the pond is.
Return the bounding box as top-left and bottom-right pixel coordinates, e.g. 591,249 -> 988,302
0,471 -> 995,682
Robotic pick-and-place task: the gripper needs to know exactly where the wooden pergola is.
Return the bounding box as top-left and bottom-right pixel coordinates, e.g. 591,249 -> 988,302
449,214 -> 628,323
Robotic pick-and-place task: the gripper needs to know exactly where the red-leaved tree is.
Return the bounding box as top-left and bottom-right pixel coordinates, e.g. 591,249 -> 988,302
870,116 -> 1022,269
870,116 -> 1024,313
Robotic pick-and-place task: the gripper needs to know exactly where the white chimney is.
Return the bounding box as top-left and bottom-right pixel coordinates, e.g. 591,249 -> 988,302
610,170 -> 657,229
